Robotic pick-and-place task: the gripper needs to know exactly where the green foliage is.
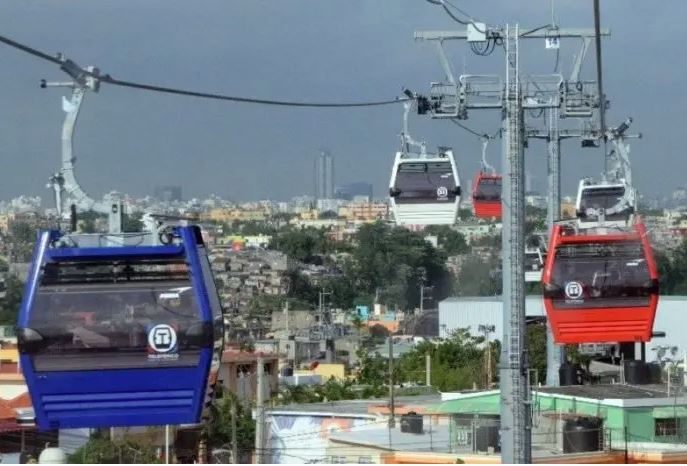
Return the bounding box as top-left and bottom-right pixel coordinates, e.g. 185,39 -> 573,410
286,270 -> 318,306
9,221 -> 37,243
7,221 -> 38,262
0,274 -> 24,325
459,208 -> 473,220
271,228 -> 333,262
455,255 -> 501,296
356,348 -> 389,387
235,220 -> 278,236
319,210 -> 339,219
655,241 -> 687,295
122,212 -> 144,232
78,211 -> 107,234
470,234 -> 500,248
67,437 -> 161,464
204,392 -> 255,456
526,322 -> 547,384
278,378 -> 363,404
248,294 -> 285,319
368,324 -> 390,341
349,222 -> 451,309
397,329 -> 489,391
358,330 -> 499,392
321,275 -> 357,309
424,225 -> 469,256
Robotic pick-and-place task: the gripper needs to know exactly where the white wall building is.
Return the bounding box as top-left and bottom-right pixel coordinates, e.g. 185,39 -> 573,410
439,296 -> 687,362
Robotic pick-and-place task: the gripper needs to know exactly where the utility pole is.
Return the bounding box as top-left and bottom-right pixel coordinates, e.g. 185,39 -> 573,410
254,357 -> 265,464
319,289 -> 334,363
388,336 -> 395,429
425,352 -> 431,387
479,324 -> 495,388
231,400 -> 238,464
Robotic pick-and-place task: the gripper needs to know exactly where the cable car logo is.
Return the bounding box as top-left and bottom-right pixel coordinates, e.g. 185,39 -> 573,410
148,324 -> 179,360
437,186 -> 448,198
564,281 -> 584,300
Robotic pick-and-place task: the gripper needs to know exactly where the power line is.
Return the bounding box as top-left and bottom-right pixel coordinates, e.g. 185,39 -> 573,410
0,33 -> 410,109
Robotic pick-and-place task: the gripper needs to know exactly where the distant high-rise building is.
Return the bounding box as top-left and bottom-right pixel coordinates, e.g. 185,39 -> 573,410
334,182 -> 373,201
154,185 -> 182,202
314,151 -> 335,200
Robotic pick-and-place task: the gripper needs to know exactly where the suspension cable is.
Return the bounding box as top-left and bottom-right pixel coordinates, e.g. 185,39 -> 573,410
0,32 -> 409,108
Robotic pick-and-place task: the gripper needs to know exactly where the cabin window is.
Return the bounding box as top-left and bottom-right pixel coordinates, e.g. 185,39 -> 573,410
549,241 -> 653,309
474,177 -> 501,201
393,162 -> 456,204
27,260 -> 209,372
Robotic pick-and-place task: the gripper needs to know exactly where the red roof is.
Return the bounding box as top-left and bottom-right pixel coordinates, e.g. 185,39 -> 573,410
0,363 -> 19,374
0,403 -> 15,421
7,393 -> 31,410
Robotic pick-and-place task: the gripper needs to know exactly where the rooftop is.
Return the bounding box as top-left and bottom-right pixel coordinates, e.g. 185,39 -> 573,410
267,394 -> 442,417
330,423 -> 451,453
538,383 -> 685,401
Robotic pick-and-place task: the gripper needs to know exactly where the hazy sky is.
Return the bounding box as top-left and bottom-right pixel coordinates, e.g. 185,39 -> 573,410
0,1 -> 680,202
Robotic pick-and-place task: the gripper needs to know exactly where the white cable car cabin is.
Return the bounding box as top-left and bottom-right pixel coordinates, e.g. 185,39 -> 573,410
525,232 -> 547,282
575,178 -> 635,228
389,148 -> 461,226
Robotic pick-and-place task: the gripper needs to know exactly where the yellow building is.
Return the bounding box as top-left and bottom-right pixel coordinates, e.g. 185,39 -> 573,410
339,202 -> 389,222
206,208 -> 267,223
298,209 -> 320,220
0,215 -> 10,233
295,363 -> 346,381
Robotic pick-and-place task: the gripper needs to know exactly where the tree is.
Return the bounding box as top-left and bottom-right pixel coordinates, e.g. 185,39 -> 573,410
68,436 -> 161,464
122,212 -> 144,232
455,255 -> 501,296
526,321 -> 547,384
7,221 -> 38,262
349,222 -> 452,309
0,274 -> 24,325
396,329 -> 489,391
424,225 -> 469,255
271,228 -> 333,262
319,210 -> 339,219
356,348 -> 389,386
204,391 -> 256,461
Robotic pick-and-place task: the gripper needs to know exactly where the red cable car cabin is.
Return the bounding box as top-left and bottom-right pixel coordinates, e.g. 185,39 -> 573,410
542,221 -> 659,344
472,173 -> 502,219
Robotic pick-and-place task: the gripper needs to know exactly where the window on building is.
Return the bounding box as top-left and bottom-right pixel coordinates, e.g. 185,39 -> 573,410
330,456 -> 347,463
357,456 -> 373,464
655,418 -> 680,437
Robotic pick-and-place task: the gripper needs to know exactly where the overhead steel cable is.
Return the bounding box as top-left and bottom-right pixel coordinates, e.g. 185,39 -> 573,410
593,0 -> 606,140
0,32 -> 410,108
0,33 -> 63,65
449,118 -> 500,140
98,75 -> 409,108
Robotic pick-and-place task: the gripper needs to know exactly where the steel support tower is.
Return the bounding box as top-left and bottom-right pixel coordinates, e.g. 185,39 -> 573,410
499,25 -> 530,463
414,23 -> 609,463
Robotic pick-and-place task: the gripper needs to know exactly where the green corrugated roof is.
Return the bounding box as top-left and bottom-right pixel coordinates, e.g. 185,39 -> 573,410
429,397 -> 500,415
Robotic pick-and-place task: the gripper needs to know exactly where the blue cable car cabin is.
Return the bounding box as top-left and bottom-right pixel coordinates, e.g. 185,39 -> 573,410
17,226 -> 224,430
